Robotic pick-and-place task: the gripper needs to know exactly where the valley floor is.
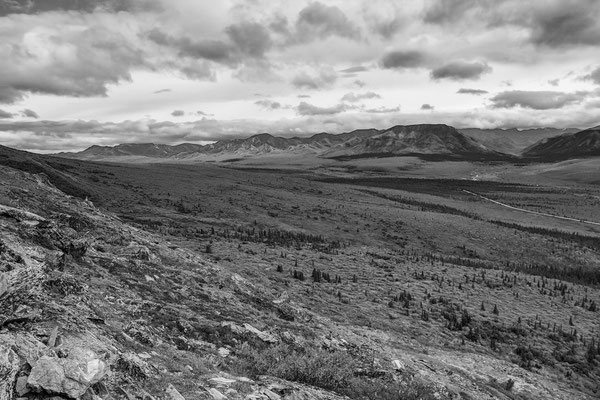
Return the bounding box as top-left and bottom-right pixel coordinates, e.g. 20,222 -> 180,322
1,155 -> 600,399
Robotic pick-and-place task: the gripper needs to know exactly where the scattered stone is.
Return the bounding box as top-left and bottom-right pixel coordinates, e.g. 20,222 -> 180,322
392,359 -> 405,371
209,377 -> 236,387
217,347 -> 230,357
243,324 -> 278,343
115,353 -> 155,380
166,384 -> 186,400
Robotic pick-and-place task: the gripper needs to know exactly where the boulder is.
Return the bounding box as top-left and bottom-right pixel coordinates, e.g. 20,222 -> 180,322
27,348 -> 107,398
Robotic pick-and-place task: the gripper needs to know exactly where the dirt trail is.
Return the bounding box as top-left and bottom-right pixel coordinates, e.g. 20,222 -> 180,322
462,189 -> 600,227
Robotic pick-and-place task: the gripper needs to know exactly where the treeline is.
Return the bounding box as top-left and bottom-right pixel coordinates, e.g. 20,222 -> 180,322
489,220 -> 600,252
400,249 -> 600,287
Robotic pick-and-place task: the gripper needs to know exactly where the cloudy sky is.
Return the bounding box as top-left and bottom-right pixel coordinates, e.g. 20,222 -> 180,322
1,0 -> 600,152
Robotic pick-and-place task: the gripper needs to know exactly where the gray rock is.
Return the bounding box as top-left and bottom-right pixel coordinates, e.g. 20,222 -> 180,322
166,384 -> 186,400
15,376 -> 29,396
27,347 -> 107,398
207,388 -> 227,400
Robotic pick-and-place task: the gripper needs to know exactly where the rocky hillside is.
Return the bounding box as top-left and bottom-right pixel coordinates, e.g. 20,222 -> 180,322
523,127 -> 600,160
57,125 -> 504,162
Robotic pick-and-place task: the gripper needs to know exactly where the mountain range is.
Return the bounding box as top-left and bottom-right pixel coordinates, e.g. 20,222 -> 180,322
54,123 -> 600,163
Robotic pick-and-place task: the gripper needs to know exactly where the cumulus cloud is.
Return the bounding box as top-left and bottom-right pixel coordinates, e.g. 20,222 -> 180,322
380,50 -> 426,69
490,90 -> 588,110
457,88 -> 489,95
171,110 -> 185,117
0,109 -> 14,119
0,12 -> 146,103
296,102 -> 347,116
292,69 -> 337,90
341,92 -> 381,102
295,2 -> 360,41
21,109 -> 39,118
421,104 -> 434,110
431,61 -> 491,81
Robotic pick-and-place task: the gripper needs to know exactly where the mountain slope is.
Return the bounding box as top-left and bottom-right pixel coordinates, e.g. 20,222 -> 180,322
324,124 -> 500,159
459,128 -> 579,155
523,127 -> 600,160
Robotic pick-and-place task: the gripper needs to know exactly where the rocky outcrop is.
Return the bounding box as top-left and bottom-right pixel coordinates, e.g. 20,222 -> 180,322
27,347 -> 108,398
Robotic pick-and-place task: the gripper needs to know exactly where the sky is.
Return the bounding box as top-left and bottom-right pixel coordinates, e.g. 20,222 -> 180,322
1,0 -> 600,152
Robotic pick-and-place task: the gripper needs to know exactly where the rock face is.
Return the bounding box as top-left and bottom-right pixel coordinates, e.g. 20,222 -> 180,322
27,348 -> 108,398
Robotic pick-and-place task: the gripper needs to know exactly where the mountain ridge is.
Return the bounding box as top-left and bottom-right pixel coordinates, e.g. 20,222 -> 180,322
56,124 -> 506,162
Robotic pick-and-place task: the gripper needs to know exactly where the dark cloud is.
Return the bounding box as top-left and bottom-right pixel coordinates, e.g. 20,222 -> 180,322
528,0 -> 600,47
490,90 -> 588,110
421,104 -> 434,110
0,0 -> 160,16
153,88 -> 171,94
148,29 -> 235,65
340,66 -> 368,73
380,50 -> 425,69
0,109 -> 14,119
369,16 -> 403,39
423,0 -> 478,25
255,100 -> 282,110
547,79 -> 560,87
297,94 -> 311,98
295,2 -> 360,41
431,61 -> 491,81
226,21 -> 272,58
291,69 -> 337,90
583,66 -> 600,84
354,80 -> 366,88
171,110 -> 185,117
457,88 -> 489,95
296,101 -> 347,116
196,110 -> 213,116
0,87 -> 24,104
341,92 -> 381,102
21,109 -> 39,118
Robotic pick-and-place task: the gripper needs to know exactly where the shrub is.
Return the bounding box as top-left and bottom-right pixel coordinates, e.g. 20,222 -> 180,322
230,343 -> 438,400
